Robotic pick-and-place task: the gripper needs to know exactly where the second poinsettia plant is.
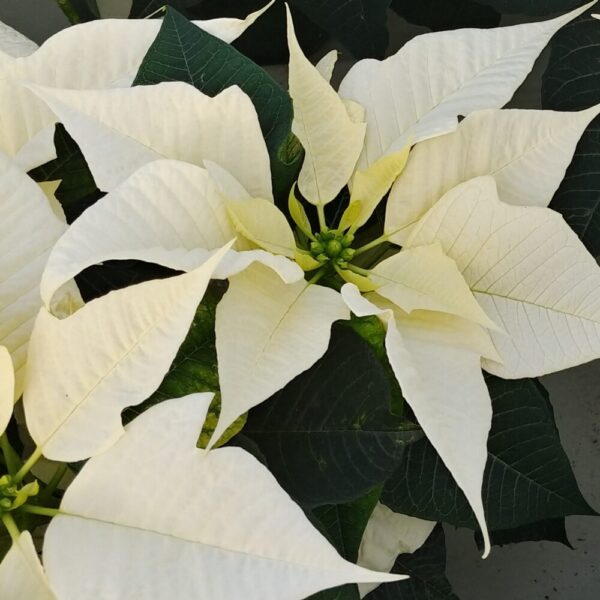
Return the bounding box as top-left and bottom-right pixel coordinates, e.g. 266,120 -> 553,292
0,1 -> 599,598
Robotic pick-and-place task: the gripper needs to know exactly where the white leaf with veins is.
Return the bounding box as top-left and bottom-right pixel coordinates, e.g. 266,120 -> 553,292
0,3 -> 274,164
357,503 -> 436,598
24,246 -> 230,462
286,8 -> 365,206
338,2 -> 594,169
386,106 -> 600,243
213,263 -> 349,448
29,83 -> 272,197
407,176 -> 600,378
43,394 -> 402,600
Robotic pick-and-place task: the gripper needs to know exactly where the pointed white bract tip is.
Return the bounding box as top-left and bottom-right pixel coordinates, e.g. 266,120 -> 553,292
481,531 -> 491,560
593,13 -> 600,19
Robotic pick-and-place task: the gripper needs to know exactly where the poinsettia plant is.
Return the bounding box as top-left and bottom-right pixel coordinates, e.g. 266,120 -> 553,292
0,1 -> 599,598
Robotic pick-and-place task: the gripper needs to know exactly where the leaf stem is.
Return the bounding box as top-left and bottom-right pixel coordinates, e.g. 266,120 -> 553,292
353,233 -> 391,257
1,513 -> 20,542
0,434 -> 21,477
18,505 -> 61,518
13,447 -> 43,485
37,464 -> 68,504
307,269 -> 326,285
347,264 -> 371,277
317,203 -> 327,231
56,0 -> 82,24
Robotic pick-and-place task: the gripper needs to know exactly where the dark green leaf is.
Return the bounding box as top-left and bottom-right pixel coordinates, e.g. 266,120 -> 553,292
368,525 -> 458,600
476,0 -> 586,15
133,7 -> 302,205
28,124 -> 103,223
312,486 -> 382,562
382,376 -> 596,530
542,12 -> 600,257
475,518 -> 573,549
304,487 -> 382,600
244,325 -> 421,507
391,0 -> 500,31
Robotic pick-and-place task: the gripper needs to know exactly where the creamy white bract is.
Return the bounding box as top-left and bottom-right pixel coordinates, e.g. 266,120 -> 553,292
1,2 -> 599,598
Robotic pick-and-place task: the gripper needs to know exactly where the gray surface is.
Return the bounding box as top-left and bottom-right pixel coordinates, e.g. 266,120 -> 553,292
1,3 -> 598,598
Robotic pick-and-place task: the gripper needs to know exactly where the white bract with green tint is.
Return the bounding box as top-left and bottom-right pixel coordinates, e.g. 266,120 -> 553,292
26,2 -> 600,563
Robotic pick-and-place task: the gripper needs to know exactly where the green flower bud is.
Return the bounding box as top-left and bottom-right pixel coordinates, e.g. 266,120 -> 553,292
326,239 -> 343,257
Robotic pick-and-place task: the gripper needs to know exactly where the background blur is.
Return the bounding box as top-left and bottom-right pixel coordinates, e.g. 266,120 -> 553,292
1,1 -> 598,598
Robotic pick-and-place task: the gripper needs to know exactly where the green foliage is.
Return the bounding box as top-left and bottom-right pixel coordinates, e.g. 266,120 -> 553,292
244,325 -> 421,507
368,526 -> 458,600
391,0 -> 501,31
313,486 -> 382,563
134,7 -> 302,206
542,11 -> 600,257
305,487 -> 381,600
382,376 -> 596,530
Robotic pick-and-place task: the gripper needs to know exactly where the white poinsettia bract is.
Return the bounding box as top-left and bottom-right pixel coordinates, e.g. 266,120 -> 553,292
1,2 -> 599,597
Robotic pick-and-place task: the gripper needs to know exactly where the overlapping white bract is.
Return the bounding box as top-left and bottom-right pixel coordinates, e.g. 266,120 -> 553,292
0,3 -> 274,165
29,83 -> 272,196
24,246 -> 230,462
0,152 -> 80,398
338,2 -> 594,169
43,395 -> 401,600
386,106 -> 600,243
407,176 -> 600,378
39,160 -> 302,309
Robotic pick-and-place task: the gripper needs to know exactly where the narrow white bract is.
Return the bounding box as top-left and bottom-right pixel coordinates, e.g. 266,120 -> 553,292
286,7 -> 366,206
213,263 -> 349,448
341,285 -> 494,557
